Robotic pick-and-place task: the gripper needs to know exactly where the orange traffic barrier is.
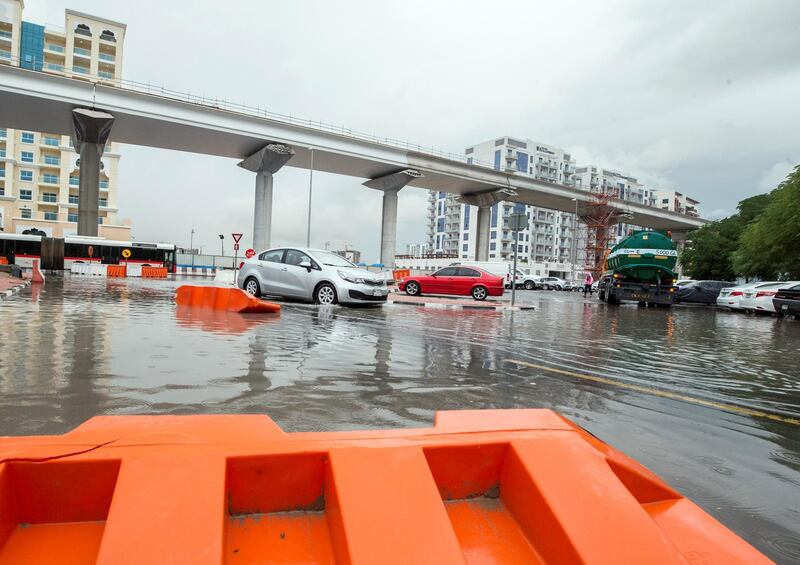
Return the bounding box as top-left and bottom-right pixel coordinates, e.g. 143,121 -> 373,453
30,259 -> 45,284
0,257 -> 7,265
141,266 -> 168,278
0,410 -> 769,565
392,268 -> 410,281
106,265 -> 127,278
175,284 -> 280,314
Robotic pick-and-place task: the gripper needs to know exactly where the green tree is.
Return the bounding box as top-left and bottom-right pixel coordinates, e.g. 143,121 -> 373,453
734,166 -> 800,279
680,193 -> 772,281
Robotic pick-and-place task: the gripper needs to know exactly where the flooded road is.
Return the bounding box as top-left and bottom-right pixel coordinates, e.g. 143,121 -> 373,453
0,275 -> 798,562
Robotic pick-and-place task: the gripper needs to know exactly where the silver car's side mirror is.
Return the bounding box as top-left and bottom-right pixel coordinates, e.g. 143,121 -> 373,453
299,260 -> 312,271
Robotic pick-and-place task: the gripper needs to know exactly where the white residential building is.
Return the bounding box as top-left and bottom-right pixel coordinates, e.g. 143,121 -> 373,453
655,189 -> 700,217
427,136 -> 578,265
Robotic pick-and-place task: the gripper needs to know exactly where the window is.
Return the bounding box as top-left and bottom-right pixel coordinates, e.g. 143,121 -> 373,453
457,268 -> 480,277
44,212 -> 57,221
0,168 -> 4,178
69,177 -> 80,186
0,149 -> 5,158
490,231 -> 496,239
69,195 -> 79,204
258,249 -> 284,262
20,170 -> 33,182
99,52 -> 115,62
75,23 -> 92,37
434,267 -> 458,277
20,189 -> 32,200
42,173 -> 58,184
100,30 -> 116,42
73,66 -> 90,74
68,213 -> 78,223
21,151 -> 34,163
463,233 -> 468,241
490,242 -> 497,251
437,218 -> 445,232
99,198 -> 107,207
98,71 -> 114,79
284,249 -> 318,269
44,136 -> 59,146
43,155 -> 59,165
46,44 -> 65,53
21,132 -> 34,144
462,243 -> 468,251
73,46 -> 91,57
490,204 -> 498,228
99,180 -> 109,189
97,217 -> 103,225
42,193 -> 57,203
46,63 -> 64,72
463,204 -> 470,229
20,209 -> 32,219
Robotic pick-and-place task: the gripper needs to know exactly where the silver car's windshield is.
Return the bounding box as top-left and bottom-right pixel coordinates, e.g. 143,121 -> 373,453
312,251 -> 356,268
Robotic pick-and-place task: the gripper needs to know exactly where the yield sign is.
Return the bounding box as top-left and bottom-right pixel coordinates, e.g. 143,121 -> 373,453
231,233 -> 243,243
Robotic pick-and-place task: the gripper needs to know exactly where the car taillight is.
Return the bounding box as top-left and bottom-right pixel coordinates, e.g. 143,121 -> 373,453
730,291 -> 743,297
756,290 -> 776,298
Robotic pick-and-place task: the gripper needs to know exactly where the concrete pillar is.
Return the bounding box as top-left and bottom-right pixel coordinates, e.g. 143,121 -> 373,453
380,189 -> 399,268
363,169 -> 423,269
72,108 -> 114,237
237,144 -> 294,252
458,188 -> 516,263
475,206 -> 491,261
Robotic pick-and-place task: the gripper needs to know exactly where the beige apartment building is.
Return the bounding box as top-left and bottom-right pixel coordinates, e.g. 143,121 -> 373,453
0,0 -> 131,239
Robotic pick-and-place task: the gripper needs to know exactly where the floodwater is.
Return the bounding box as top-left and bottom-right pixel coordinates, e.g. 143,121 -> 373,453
0,276 -> 798,562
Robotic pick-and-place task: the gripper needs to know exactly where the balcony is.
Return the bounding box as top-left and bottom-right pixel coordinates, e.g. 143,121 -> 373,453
73,47 -> 91,58
46,43 -> 65,54
72,66 -> 90,75
98,52 -> 115,63
39,175 -> 59,185
69,177 -> 79,186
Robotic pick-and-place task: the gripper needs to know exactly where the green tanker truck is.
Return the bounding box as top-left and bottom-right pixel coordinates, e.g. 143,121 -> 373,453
597,230 -> 679,306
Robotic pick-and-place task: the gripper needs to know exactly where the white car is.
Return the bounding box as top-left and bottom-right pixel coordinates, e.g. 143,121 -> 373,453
740,281 -> 800,314
717,282 -> 780,310
540,276 -> 567,290
238,247 -> 388,305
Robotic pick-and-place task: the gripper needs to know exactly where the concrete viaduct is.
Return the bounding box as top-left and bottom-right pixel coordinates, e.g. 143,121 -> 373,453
0,64 -> 706,266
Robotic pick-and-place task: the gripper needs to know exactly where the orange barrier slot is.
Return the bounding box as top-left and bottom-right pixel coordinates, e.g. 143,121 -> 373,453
141,266 -> 168,278
0,409 -> 769,565
392,268 -> 410,281
175,285 -> 280,314
106,265 -> 127,278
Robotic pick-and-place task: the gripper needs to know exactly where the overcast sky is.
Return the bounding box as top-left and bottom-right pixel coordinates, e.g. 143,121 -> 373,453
26,0 -> 800,260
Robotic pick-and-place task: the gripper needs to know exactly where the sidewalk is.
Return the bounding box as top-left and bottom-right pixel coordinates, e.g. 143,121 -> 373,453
388,293 -> 534,311
0,272 -> 30,300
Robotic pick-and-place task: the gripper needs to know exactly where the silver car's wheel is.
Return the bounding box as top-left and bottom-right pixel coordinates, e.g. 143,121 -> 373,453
472,286 -> 488,301
524,280 -> 534,290
244,277 -> 260,297
405,281 -> 420,296
315,283 -> 337,305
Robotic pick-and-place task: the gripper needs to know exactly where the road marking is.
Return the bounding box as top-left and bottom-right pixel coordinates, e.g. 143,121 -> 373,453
503,358 -> 800,426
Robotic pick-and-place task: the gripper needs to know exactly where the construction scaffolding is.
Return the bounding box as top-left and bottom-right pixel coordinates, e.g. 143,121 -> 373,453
576,185 -> 623,280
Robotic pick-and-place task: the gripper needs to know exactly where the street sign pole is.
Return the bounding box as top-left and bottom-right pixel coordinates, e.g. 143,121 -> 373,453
512,228 -> 518,308
231,233 -> 243,279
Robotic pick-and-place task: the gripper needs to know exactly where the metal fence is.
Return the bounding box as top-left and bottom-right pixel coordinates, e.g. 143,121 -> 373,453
176,253 -> 235,269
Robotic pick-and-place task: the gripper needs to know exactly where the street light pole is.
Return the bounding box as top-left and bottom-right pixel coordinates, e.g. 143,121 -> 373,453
190,228 -> 195,267
219,234 -> 224,256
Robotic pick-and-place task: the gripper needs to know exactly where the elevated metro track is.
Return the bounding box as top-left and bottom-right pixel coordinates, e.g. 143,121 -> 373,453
0,64 -> 705,234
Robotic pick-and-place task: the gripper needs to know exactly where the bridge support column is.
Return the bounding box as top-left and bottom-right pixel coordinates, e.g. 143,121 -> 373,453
72,108 -> 114,237
458,188 -> 516,263
363,169 -> 423,269
475,206 -> 491,261
238,144 -> 294,252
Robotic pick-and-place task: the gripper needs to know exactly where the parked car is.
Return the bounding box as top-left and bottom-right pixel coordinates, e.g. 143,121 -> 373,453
540,276 -> 567,290
674,280 -> 734,304
398,266 -> 504,301
773,283 -> 800,317
238,247 -> 388,305
718,282 -> 780,310
513,269 -> 541,290
450,261 -> 532,289
740,281 -> 800,314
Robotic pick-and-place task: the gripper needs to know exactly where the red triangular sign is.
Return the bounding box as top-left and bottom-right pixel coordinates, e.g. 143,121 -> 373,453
231,233 -> 243,243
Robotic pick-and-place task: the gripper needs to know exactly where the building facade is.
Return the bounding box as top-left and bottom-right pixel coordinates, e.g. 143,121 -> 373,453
655,189 -> 700,217
427,136 -> 578,266
0,1 -> 131,239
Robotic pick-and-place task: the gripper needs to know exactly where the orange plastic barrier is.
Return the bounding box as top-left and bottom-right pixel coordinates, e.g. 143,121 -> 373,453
106,265 -> 127,278
392,268 -> 410,281
175,285 -> 280,314
0,257 -> 7,265
30,259 -> 45,284
141,266 -> 168,278
0,410 -> 769,565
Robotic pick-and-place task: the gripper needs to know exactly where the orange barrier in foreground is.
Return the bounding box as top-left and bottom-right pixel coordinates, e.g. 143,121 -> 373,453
106,265 -> 127,278
0,410 -> 769,565
175,284 -> 280,314
141,266 -> 168,278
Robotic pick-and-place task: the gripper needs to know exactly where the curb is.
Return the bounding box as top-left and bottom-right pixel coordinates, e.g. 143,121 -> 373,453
390,298 -> 534,311
0,279 -> 31,300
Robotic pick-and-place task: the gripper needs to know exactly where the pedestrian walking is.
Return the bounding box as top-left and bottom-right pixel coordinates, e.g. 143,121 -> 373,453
583,272 -> 594,297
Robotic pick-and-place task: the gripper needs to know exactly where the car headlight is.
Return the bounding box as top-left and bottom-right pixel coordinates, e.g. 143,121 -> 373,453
338,270 -> 366,284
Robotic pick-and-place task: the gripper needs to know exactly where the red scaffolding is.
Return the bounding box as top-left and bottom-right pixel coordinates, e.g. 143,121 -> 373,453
577,185 -> 622,280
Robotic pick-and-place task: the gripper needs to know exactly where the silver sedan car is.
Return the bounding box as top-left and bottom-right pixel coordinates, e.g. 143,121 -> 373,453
238,247 -> 389,305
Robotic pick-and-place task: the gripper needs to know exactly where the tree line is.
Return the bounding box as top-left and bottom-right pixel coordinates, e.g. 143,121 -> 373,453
681,165 -> 800,281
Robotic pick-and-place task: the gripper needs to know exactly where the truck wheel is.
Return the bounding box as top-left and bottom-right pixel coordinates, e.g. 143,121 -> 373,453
599,290 -> 606,300
524,280 -> 534,290
637,301 -> 646,307
607,293 -> 620,305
